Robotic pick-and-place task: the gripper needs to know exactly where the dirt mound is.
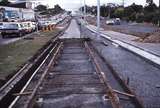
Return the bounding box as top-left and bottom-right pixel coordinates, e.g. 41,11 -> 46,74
86,17 -> 160,43
135,31 -> 160,43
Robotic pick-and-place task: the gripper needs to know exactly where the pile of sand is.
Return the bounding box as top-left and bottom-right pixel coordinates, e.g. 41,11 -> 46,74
86,17 -> 160,43
135,32 -> 160,43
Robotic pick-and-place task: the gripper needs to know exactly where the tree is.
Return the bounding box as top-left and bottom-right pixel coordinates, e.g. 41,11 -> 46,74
100,5 -> 107,17
124,6 -> 134,17
113,8 -> 124,18
136,13 -> 144,23
130,3 -> 143,13
144,3 -> 157,13
35,5 -> 47,12
146,0 -> 153,5
39,4 -> 64,16
0,0 -> 10,6
54,4 -> 63,13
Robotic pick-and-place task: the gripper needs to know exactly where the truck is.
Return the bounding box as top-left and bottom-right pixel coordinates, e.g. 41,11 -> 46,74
0,6 -> 36,38
0,22 -> 26,38
0,6 -> 35,22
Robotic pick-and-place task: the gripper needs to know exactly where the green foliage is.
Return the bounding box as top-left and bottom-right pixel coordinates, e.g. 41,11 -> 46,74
79,1 -> 159,25
36,4 -> 64,15
113,8 -> 124,18
0,0 -> 10,6
54,4 -> 63,14
124,6 -> 135,17
129,12 -> 136,21
144,12 -> 154,22
146,0 -> 153,5
136,13 -> 144,23
152,13 -> 159,25
144,3 -> 157,13
35,5 -> 47,12
130,3 -> 143,13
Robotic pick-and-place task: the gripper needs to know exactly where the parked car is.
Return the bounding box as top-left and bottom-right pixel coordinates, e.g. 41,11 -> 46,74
114,18 -> 121,25
106,19 -> 115,25
0,22 -> 3,29
0,22 -> 25,38
106,18 -> 121,25
31,22 -> 36,32
22,22 -> 30,33
22,21 -> 36,33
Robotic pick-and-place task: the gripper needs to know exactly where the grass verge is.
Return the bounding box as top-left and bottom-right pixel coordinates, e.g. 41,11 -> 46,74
0,29 -> 60,80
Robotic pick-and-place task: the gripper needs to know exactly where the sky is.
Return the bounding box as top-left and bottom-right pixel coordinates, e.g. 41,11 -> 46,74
40,0 -> 159,10
11,0 -> 159,11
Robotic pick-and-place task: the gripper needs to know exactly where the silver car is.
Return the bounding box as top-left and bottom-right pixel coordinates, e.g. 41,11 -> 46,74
0,22 -> 25,38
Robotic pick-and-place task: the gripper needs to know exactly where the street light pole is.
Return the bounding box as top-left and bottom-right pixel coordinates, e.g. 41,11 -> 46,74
84,0 -> 86,22
159,0 -> 160,27
97,0 -> 100,40
80,0 -> 83,19
122,0 -> 124,8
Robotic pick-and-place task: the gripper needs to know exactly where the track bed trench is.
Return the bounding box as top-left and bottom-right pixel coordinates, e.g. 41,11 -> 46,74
38,40 -> 110,108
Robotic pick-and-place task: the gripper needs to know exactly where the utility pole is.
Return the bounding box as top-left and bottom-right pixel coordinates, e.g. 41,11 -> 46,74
122,0 -> 125,7
80,0 -> 83,18
97,0 -> 100,40
84,0 -> 86,22
159,0 -> 160,27
108,4 -> 111,19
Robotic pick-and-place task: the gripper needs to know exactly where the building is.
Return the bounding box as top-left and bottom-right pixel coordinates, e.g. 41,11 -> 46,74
9,0 -> 37,9
0,6 -> 35,21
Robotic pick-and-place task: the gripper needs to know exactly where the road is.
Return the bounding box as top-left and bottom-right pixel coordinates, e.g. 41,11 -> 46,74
0,16 -> 71,45
0,32 -> 40,45
80,21 -> 160,108
0,36 -> 22,45
86,16 -> 159,37
60,19 -> 80,38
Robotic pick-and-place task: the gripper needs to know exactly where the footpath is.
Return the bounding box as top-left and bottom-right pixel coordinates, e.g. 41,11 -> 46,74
80,19 -> 160,66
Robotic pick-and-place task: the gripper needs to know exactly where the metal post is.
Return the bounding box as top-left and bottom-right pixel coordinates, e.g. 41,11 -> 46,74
122,0 -> 124,8
159,0 -> 160,27
80,0 -> 82,19
84,0 -> 86,22
97,0 -> 100,40
108,5 -> 111,19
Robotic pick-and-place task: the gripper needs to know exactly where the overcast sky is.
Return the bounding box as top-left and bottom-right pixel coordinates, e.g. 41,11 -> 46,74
39,0 -> 159,10
12,0 -> 159,11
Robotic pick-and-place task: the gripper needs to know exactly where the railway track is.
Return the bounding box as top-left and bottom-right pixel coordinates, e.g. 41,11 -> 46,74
0,18 -> 72,108
4,38 -> 144,108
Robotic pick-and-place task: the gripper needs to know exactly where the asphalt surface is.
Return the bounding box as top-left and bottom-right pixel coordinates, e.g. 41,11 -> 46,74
0,16 -> 71,45
0,32 -> 38,45
80,23 -> 160,108
104,19 -> 159,34
87,17 -> 159,35
0,36 -> 22,45
102,20 -> 158,34
60,19 -> 80,39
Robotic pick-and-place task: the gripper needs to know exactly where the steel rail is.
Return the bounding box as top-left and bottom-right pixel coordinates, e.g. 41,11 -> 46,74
9,42 -> 59,108
90,41 -> 144,108
0,30 -> 61,94
0,43 -> 52,93
0,18 -> 71,107
23,42 -> 63,108
84,41 -> 122,108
